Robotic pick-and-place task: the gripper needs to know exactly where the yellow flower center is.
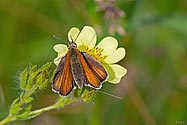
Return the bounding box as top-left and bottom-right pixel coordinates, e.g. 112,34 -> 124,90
85,46 -> 107,63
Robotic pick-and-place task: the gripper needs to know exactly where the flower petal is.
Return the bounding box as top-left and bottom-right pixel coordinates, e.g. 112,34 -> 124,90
68,27 -> 80,42
111,64 -> 127,78
105,47 -> 126,64
54,44 -> 68,54
104,64 -> 127,84
53,44 -> 68,65
75,26 -> 96,50
97,37 -> 118,55
108,77 -> 122,84
54,57 -> 61,66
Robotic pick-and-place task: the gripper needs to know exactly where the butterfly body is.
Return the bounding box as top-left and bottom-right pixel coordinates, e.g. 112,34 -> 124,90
52,41 -> 108,96
69,43 -> 85,89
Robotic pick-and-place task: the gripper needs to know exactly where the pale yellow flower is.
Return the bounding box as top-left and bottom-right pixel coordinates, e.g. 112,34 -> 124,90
54,26 -> 127,84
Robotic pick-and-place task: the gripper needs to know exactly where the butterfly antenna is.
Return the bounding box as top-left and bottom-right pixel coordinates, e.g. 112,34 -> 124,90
52,35 -> 66,44
69,35 -> 74,43
97,90 -> 122,100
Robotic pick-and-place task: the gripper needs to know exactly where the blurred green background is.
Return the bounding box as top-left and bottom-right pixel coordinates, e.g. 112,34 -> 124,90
0,0 -> 187,125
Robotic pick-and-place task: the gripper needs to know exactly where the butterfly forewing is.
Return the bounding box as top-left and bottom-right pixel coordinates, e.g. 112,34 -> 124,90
52,51 -> 74,96
52,57 -> 66,91
82,52 -> 108,82
78,51 -> 108,89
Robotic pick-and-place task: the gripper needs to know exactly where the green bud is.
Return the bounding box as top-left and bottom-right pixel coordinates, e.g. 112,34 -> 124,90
81,88 -> 96,102
74,87 -> 97,102
19,62 -> 53,92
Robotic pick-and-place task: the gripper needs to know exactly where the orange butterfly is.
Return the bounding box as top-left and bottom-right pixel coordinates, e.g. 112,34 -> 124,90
52,35 -> 108,96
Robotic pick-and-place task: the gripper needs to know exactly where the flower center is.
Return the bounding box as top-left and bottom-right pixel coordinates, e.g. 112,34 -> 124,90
85,46 -> 107,63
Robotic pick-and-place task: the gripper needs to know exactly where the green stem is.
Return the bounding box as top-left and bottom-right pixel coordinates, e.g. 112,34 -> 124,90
0,87 -> 37,125
0,97 -> 76,125
29,97 -> 76,118
29,104 -> 56,116
0,116 -> 15,125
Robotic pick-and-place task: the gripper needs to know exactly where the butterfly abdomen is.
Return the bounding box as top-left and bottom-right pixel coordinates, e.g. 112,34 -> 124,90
70,48 -> 86,89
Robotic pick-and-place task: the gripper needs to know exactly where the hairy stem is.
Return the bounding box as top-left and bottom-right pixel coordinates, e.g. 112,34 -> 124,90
0,97 -> 76,125
29,97 -> 76,118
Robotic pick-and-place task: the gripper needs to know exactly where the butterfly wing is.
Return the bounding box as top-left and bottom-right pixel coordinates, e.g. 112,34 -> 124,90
52,51 -> 74,96
82,52 -> 108,82
77,51 -> 108,89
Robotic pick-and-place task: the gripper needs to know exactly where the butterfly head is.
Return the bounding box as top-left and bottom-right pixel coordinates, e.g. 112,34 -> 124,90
68,35 -> 78,49
68,41 -> 77,49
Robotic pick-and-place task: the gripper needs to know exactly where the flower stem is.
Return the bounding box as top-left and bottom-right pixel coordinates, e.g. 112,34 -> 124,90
29,104 -> 56,116
0,116 -> 15,125
28,97 -> 76,119
0,97 -> 76,125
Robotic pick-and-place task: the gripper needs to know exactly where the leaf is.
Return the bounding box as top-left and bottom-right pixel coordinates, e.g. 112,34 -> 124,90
23,112 -> 42,120
20,67 -> 29,90
29,65 -> 38,73
9,98 -> 21,116
41,62 -> 53,70
35,70 -> 49,90
74,87 -> 96,102
25,71 -> 40,90
24,97 -> 34,104
16,104 -> 32,120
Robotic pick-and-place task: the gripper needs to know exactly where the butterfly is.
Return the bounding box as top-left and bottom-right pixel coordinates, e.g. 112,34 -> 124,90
52,34 -> 108,96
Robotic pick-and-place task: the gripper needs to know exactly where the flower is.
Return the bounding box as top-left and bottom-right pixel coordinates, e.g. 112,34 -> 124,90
53,26 -> 127,84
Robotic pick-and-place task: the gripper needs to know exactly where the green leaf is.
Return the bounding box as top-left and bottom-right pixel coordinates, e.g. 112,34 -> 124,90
35,73 -> 43,87
19,93 -> 25,102
24,97 -> 34,104
20,67 -> 29,90
16,104 -> 32,120
35,70 -> 49,90
9,98 -> 21,116
24,112 -> 42,120
55,97 -> 72,108
29,65 -> 38,73
25,76 -> 35,90
41,62 -> 53,70
79,87 -> 96,102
